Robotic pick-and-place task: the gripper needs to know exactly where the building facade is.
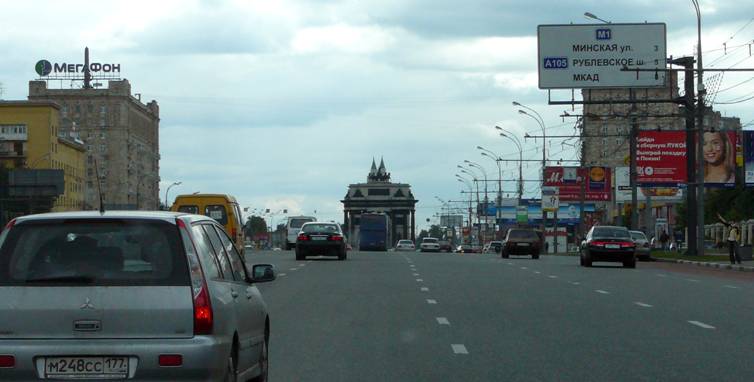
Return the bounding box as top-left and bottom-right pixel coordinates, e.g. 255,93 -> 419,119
0,101 -> 86,212
28,79 -> 160,210
342,159 -> 418,246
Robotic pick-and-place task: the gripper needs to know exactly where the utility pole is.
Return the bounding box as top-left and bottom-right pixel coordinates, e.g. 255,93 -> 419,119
629,89 -> 639,230
675,56 -> 698,255
694,1 -> 706,257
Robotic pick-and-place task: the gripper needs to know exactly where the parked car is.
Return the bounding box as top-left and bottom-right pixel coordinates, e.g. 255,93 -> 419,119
502,229 -> 541,259
581,225 -> 636,268
483,241 -> 503,253
395,239 -> 416,252
295,222 -> 347,260
629,230 -> 651,260
0,211 -> 274,381
420,237 -> 441,252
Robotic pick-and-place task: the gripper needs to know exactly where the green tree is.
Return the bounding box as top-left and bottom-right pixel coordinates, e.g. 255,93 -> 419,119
244,215 -> 268,238
676,185 -> 754,228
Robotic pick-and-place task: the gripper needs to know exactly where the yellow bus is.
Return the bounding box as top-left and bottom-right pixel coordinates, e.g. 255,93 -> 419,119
171,194 -> 245,255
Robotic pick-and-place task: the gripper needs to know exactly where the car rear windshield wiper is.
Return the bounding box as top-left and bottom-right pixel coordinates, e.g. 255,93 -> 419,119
25,275 -> 96,284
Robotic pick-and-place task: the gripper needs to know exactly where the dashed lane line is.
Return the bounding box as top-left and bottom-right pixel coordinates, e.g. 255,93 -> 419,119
595,290 -> 610,294
685,279 -> 700,283
451,344 -> 468,354
420,287 -> 429,292
436,317 -> 450,325
723,285 -> 740,289
413,273 -> 420,276
634,302 -> 653,308
688,320 -> 715,329
426,299 -> 437,304
278,273 -> 287,277
289,268 -> 298,271
534,271 -> 541,274
548,275 -> 558,279
520,267 -> 528,270
656,274 -> 667,277
416,279 -> 424,282
571,282 -> 581,285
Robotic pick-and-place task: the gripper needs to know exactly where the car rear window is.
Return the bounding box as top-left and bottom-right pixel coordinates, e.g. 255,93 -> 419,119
289,218 -> 313,229
423,238 -> 438,243
593,227 -> 631,239
398,240 -> 413,244
177,205 -> 199,214
205,205 -> 228,225
508,230 -> 538,240
302,224 -> 339,233
0,219 -> 190,286
630,232 -> 647,241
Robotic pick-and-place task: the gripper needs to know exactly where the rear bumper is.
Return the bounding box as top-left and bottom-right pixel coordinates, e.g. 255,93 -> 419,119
588,249 -> 635,262
504,245 -> 539,255
297,242 -> 344,255
395,247 -> 415,251
0,336 -> 231,381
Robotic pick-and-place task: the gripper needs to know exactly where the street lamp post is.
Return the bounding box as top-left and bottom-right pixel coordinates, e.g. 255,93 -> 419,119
692,0 -> 705,257
465,160 -> 489,245
164,181 -> 182,210
515,102 -> 549,251
478,146 -> 503,238
456,175 -> 474,244
495,127 -> 524,201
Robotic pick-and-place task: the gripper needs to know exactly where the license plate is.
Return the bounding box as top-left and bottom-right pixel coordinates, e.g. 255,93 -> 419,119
605,244 -> 620,249
517,243 -> 530,247
45,356 -> 129,379
312,236 -> 327,241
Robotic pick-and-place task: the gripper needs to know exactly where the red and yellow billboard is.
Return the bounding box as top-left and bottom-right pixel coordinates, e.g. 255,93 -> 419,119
543,166 -> 611,201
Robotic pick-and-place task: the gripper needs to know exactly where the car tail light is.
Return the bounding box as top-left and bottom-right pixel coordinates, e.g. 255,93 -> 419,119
158,354 -> 183,367
590,241 -> 606,248
620,242 -> 635,248
297,234 -> 309,241
2,218 -> 16,234
176,218 -> 214,335
329,235 -> 343,241
0,355 -> 14,368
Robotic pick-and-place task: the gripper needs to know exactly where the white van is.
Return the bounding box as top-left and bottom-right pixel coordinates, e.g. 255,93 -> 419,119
286,216 -> 316,250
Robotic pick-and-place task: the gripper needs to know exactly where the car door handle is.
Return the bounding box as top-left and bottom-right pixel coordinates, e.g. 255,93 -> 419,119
231,290 -> 239,299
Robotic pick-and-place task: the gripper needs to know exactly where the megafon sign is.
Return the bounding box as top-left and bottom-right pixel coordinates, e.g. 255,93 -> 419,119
35,59 -> 120,77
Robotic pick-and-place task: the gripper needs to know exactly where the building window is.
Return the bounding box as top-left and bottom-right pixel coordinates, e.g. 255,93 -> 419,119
86,145 -> 92,151
100,132 -> 105,139
99,144 -> 106,152
100,105 -> 107,114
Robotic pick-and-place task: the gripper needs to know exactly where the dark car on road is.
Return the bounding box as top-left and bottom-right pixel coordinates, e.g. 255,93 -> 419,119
502,229 -> 541,259
581,225 -> 636,268
295,222 -> 347,260
438,240 -> 453,252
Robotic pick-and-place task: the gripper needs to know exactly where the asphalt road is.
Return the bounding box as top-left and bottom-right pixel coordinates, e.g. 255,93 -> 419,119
246,250 -> 753,382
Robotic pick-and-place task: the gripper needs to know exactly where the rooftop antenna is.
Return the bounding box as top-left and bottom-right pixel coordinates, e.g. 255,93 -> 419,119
83,47 -> 92,89
93,156 -> 105,213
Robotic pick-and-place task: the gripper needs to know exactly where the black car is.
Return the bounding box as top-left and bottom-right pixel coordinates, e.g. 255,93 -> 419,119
580,225 -> 636,268
295,222 -> 347,260
502,229 -> 541,259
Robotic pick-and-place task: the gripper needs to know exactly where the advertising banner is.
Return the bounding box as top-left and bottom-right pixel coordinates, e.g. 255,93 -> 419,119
701,130 -> 737,186
541,186 -> 559,212
744,131 -> 754,186
542,166 -> 611,201
636,131 -> 687,186
493,201 -> 596,226
615,166 -> 684,202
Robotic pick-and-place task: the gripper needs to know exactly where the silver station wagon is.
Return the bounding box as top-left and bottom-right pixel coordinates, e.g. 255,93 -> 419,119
0,211 -> 274,381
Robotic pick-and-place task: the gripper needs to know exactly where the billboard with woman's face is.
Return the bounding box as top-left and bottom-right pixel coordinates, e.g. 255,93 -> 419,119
702,131 -> 737,185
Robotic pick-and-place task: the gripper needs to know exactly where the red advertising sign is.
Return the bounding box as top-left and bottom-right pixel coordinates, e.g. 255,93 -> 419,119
542,167 -> 612,201
637,131 -> 687,185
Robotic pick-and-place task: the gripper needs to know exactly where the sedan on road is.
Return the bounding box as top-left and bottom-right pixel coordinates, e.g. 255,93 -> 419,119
501,229 -> 541,259
395,239 -> 415,251
420,237 -> 441,252
630,230 -> 651,261
0,211 -> 275,382
581,225 -> 637,268
295,222 -> 347,260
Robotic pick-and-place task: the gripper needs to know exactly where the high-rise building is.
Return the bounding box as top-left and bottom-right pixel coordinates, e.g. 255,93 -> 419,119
28,79 -> 160,210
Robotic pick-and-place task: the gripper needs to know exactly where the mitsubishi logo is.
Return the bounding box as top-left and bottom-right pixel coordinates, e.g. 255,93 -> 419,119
80,298 -> 95,310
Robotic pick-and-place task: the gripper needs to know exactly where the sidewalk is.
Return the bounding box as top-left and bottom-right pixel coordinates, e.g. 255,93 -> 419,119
651,251 -> 754,272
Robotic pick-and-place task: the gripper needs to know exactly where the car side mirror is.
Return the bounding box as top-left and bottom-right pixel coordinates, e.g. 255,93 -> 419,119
250,264 -> 276,283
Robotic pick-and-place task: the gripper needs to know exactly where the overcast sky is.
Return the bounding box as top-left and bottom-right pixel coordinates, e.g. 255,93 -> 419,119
1,0 -> 753,230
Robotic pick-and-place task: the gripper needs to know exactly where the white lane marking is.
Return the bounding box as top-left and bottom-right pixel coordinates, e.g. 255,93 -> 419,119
634,302 -> 653,308
416,279 -> 424,282
686,279 -> 700,283
688,320 -> 715,329
507,262 -> 514,265
548,275 -> 558,279
595,289 -> 610,294
413,273 -> 420,276
436,317 -> 450,325
289,268 -> 298,271
534,271 -> 541,274
656,274 -> 667,277
298,263 -> 305,266
426,299 -> 437,304
278,273 -> 287,277
723,285 -> 740,289
451,344 -> 468,354
520,267 -> 528,270
571,282 -> 581,285
420,287 -> 429,292
307,260 -> 312,263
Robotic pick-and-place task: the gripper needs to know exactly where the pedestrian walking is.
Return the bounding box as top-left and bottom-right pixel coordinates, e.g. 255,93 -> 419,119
660,230 -> 670,250
717,213 -> 742,265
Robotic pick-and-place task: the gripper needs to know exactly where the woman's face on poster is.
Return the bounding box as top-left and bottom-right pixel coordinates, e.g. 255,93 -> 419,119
703,132 -> 725,165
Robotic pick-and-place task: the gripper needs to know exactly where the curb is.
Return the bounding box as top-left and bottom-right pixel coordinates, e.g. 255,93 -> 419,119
651,257 -> 754,272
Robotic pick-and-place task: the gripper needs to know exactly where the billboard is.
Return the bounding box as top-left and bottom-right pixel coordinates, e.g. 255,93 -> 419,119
541,186 -> 559,212
542,166 -> 612,201
701,130 -> 737,186
745,131 -> 754,186
492,200 -> 596,226
537,23 -> 666,89
615,166 -> 684,202
637,131 -> 687,186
